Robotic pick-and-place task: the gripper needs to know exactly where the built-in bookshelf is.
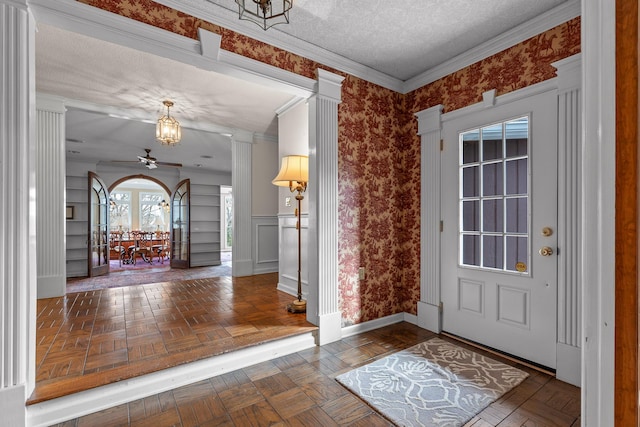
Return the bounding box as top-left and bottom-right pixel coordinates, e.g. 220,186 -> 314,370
65,174 -> 88,277
189,183 -> 221,267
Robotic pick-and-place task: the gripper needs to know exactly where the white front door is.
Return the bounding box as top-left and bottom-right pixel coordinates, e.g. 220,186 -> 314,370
440,89 -> 558,369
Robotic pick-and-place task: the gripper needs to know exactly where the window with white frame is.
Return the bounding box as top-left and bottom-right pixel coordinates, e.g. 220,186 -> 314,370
109,191 -> 131,231
459,116 -> 529,273
140,192 -> 166,231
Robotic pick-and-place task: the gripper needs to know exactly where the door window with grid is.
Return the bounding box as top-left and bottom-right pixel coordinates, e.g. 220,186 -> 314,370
459,116 -> 529,273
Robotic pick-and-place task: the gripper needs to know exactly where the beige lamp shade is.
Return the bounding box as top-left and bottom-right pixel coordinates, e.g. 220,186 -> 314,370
272,155 -> 308,186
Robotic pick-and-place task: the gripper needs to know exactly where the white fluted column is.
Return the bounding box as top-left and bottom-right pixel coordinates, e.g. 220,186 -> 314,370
308,69 -> 343,343
36,94 -> 67,298
553,54 -> 582,386
0,0 -> 36,425
415,105 -> 443,333
232,131 -> 254,277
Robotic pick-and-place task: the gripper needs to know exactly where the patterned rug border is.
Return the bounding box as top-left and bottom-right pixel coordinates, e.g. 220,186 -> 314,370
335,337 -> 529,427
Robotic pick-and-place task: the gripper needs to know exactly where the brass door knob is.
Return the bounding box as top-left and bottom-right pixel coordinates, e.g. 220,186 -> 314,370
539,246 -> 554,257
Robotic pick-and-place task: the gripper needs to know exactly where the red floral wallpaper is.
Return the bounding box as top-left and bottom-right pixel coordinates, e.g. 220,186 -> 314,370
77,0 -> 580,326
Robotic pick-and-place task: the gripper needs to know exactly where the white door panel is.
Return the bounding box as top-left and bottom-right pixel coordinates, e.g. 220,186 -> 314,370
441,89 -> 558,369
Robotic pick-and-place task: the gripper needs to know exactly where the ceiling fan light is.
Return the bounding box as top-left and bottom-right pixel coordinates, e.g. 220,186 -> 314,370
156,100 -> 181,146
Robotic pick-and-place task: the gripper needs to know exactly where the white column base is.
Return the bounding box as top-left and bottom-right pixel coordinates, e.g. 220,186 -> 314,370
0,385 -> 26,427
556,342 -> 581,386
317,311 -> 341,345
417,301 -> 441,333
37,275 -> 65,299
231,259 -> 253,277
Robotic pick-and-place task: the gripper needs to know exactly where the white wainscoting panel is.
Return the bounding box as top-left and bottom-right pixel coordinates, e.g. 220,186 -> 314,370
252,216 -> 278,274
277,214 -> 308,298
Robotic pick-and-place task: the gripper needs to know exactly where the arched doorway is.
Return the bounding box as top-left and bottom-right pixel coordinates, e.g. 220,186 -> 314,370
108,176 -> 171,272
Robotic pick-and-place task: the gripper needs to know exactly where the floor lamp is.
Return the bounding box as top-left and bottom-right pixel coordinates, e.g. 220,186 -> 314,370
272,155 -> 308,313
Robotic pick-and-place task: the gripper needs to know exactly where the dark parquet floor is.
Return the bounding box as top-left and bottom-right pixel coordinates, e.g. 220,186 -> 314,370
52,323 -> 581,427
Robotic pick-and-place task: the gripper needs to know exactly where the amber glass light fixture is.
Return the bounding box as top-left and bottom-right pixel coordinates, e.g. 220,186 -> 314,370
156,100 -> 181,146
235,0 -> 292,30
272,155 -> 308,313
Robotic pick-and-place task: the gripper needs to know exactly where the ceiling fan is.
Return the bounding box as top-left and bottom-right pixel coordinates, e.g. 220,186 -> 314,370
112,148 -> 182,169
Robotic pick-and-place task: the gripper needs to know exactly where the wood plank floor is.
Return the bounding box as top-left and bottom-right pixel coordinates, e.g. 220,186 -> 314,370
51,322 -> 581,427
31,272 -> 317,404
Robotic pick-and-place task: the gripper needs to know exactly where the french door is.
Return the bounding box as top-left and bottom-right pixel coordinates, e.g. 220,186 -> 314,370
88,172 -> 109,277
170,179 -> 190,269
440,89 -> 558,368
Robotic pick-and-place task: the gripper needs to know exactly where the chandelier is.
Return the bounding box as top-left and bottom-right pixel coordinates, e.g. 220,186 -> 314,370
156,100 -> 182,146
235,0 -> 292,30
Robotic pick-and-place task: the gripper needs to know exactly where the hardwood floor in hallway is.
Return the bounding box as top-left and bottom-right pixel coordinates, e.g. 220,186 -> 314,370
51,322 -> 581,427
31,273 -> 317,404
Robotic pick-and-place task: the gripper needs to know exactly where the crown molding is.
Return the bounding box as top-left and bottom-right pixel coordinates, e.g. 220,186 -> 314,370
29,0 -> 315,100
402,0 -> 581,93
153,0 -> 404,92
30,0 -> 581,98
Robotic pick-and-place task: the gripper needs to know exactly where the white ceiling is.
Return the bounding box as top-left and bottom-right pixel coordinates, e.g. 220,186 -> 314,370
33,0 -> 576,174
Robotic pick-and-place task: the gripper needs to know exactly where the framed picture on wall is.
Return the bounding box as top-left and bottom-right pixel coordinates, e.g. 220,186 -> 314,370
66,206 -> 74,220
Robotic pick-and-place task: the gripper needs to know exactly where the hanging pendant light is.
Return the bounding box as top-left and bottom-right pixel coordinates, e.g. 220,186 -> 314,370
235,0 -> 292,30
156,100 -> 182,146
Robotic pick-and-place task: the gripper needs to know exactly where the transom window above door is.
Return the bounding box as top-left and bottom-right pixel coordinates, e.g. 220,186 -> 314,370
459,116 -> 529,273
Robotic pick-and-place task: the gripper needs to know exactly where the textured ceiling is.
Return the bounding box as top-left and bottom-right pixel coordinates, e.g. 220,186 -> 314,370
203,0 -> 569,81
34,0 -> 575,173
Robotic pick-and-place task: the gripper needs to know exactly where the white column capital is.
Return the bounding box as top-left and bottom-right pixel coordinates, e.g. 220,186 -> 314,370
415,104 -> 443,136
232,129 -> 254,145
36,93 -> 66,114
315,69 -> 344,102
553,53 -> 581,93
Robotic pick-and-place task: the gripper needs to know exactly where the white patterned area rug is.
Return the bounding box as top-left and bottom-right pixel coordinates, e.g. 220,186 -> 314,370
335,337 -> 528,427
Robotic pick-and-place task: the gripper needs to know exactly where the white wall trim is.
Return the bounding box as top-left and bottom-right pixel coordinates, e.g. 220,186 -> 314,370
341,312 -> 419,339
308,69 -> 344,342
581,0 -> 616,424
252,216 -> 278,274
276,214 -> 308,298
152,0 -> 579,94
553,53 -> 582,387
0,2 -> 37,425
416,104 -> 443,333
441,79 -> 559,123
29,0 -> 316,100
231,135 -> 253,277
26,332 -> 316,427
36,96 -> 67,298
403,0 -> 581,93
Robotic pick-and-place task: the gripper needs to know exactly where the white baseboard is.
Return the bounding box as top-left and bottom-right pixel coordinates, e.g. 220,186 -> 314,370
417,301 -> 441,333
37,275 -> 66,298
1,385 -> 26,427
342,313 -> 409,338
232,259 -> 253,277
27,332 -> 316,427
276,281 -> 297,297
317,311 -> 342,345
556,342 -> 581,386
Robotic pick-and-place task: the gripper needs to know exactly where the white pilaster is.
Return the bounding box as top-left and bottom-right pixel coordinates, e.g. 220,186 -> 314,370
308,69 -> 343,343
0,1 -> 36,425
232,131 -> 254,277
553,54 -> 582,387
416,105 -> 443,333
36,94 -> 67,298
